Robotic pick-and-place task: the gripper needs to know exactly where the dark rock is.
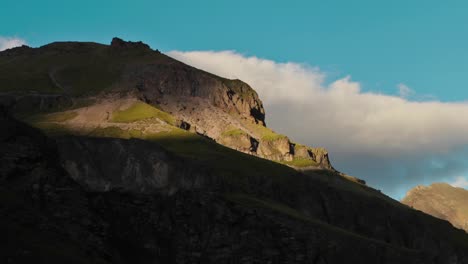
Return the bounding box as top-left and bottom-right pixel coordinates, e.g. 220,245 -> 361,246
176,119 -> 191,130
110,37 -> 150,50
2,116 -> 468,263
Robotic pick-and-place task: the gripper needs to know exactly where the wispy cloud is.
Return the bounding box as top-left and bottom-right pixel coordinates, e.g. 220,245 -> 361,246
397,83 -> 414,98
168,50 -> 468,198
451,176 -> 468,189
0,36 -> 27,51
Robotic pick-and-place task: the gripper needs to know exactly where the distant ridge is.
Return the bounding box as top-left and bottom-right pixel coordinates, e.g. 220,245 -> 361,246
403,183 -> 468,232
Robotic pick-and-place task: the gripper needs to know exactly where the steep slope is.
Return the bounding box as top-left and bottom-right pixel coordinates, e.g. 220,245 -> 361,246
3,109 -> 468,263
0,37 -> 332,169
402,183 -> 468,232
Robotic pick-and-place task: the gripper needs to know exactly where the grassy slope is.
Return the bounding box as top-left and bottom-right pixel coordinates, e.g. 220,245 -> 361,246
21,106 -> 468,254
281,157 -> 318,167
111,101 -> 176,125
0,42 -> 170,95
25,106 -> 294,182
248,123 -> 286,141
23,104 -> 384,198
0,41 -> 253,98
221,128 -> 247,137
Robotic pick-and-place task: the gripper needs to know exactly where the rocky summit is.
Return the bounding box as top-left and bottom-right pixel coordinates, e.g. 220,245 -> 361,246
1,38 -> 468,264
402,183 -> 468,233
0,37 -> 333,170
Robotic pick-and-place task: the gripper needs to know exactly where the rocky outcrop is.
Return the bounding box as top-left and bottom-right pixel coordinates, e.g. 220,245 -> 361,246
110,37 -> 150,50
402,183 -> 468,232
257,137 -> 293,161
0,38 -> 335,171
218,132 -> 257,153
309,147 -> 333,169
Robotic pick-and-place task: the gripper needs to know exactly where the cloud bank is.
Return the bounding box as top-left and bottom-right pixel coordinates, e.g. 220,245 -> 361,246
168,50 -> 468,197
0,36 -> 26,51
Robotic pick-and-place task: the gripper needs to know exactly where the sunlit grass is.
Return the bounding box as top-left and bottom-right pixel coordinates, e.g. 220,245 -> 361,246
281,157 -> 318,168
111,102 -> 176,124
242,121 -> 286,141
221,128 -> 247,137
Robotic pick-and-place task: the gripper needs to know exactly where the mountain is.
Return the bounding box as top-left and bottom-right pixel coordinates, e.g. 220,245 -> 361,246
1,38 -> 468,263
402,183 -> 468,232
0,37 -> 334,170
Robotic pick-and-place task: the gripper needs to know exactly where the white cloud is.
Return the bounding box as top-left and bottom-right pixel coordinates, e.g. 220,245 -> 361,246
169,50 -> 468,155
0,36 -> 27,51
397,83 -> 414,98
451,176 -> 468,189
168,50 -> 468,197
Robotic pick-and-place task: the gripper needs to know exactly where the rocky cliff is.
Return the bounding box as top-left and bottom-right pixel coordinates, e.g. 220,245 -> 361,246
0,37 -> 332,169
402,183 -> 468,232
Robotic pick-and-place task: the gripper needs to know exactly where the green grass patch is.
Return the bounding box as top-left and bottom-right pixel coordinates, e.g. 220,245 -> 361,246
111,102 -> 176,125
0,43 -> 119,95
221,128 -> 247,137
0,41 -> 173,95
242,121 -> 286,141
282,157 -> 318,168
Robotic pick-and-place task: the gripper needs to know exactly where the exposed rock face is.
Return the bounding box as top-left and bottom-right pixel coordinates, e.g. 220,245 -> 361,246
310,147 -> 333,168
218,132 -> 257,153
55,136 -> 207,194
110,37 -> 150,50
257,137 -> 293,161
0,38 -> 333,170
402,183 -> 468,232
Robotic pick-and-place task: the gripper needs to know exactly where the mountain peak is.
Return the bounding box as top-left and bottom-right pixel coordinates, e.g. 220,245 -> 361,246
402,182 -> 468,232
0,38 -> 334,170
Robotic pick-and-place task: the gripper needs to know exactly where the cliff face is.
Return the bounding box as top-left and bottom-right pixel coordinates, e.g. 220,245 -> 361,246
402,183 -> 468,232
0,37 -> 331,170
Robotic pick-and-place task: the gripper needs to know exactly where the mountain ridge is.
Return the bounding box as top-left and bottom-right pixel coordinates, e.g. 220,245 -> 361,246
1,38 -> 468,263
0,37 -> 335,171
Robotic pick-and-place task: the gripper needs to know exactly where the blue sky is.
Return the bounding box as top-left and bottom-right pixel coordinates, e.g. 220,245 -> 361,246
3,0 -> 468,101
2,0 -> 468,198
